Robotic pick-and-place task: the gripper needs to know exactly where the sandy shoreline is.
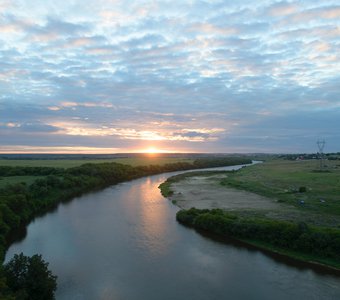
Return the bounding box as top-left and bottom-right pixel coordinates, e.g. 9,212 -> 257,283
164,171 -> 340,273
168,174 -> 281,211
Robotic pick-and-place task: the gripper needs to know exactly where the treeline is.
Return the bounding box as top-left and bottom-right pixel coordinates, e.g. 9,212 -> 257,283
279,153 -> 340,161
0,166 -> 63,177
0,157 -> 251,299
0,157 -> 251,258
192,157 -> 252,168
177,208 -> 340,268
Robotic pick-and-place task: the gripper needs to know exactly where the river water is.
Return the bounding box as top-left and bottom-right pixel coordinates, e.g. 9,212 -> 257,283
5,164 -> 340,300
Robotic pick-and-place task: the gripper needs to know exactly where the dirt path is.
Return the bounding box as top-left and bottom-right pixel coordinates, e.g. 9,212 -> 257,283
169,174 -> 281,211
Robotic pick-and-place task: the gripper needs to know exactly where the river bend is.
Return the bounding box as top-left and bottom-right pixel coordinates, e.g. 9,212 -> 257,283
5,165 -> 340,299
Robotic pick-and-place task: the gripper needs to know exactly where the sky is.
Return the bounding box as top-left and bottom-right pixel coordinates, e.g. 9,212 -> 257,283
0,0 -> 339,154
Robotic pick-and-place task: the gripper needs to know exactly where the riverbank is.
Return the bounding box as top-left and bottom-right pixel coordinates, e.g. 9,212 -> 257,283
0,157 -> 251,298
159,160 -> 340,270
7,162 -> 340,299
163,172 -> 281,211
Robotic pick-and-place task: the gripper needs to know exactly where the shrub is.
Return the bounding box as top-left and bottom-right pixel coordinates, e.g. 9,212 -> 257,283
4,253 -> 57,300
299,186 -> 307,193
176,208 -> 340,263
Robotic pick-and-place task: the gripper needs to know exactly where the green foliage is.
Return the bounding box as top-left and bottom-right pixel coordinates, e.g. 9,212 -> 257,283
3,253 -> 57,300
0,158 -> 249,264
176,208 -> 340,267
0,157 -> 250,296
193,157 -> 252,168
158,182 -> 173,197
299,186 -> 307,193
0,166 -> 63,177
0,176 -> 46,189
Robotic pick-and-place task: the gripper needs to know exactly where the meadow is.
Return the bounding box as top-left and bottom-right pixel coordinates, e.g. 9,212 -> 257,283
0,157 -> 193,168
220,159 -> 340,217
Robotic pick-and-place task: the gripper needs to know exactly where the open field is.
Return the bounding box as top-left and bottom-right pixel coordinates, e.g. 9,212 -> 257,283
0,157 -> 193,168
162,159 -> 340,227
220,159 -> 340,217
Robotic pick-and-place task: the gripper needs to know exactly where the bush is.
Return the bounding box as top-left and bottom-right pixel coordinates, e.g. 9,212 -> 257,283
176,208 -> 340,263
299,186 -> 307,193
4,253 -> 57,300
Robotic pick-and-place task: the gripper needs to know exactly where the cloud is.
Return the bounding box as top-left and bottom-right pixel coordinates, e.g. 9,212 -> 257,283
187,22 -> 239,36
267,1 -> 299,17
172,128 -> 225,142
0,145 -> 120,154
283,5 -> 340,24
25,17 -> 89,42
0,0 -> 339,153
1,121 -> 59,132
58,101 -> 115,108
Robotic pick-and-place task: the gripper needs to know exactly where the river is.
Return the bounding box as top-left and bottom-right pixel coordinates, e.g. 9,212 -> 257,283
5,164 -> 340,299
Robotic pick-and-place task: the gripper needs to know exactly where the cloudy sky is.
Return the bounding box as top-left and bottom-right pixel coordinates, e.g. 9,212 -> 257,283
0,0 -> 339,153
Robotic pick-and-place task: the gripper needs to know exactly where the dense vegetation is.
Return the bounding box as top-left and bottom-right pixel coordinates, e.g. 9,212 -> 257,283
0,166 -> 63,177
0,156 -> 251,298
191,157 -> 252,168
177,208 -> 340,268
3,253 -> 57,299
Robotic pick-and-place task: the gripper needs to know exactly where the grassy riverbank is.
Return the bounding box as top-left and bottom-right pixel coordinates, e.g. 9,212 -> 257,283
0,156 -> 251,298
220,159 -> 340,218
160,159 -> 340,269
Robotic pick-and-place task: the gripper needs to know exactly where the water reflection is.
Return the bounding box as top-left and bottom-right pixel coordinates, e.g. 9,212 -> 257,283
4,165 -> 340,300
123,176 -> 174,256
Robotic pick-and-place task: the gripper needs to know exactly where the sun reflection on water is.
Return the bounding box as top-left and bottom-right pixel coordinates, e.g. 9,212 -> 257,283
127,176 -> 174,256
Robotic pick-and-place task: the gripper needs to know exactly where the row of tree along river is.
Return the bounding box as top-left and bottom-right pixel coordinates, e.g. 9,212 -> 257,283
2,158 -> 340,299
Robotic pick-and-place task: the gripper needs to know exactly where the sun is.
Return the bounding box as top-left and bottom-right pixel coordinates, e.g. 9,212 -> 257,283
146,147 -> 158,154
136,146 -> 173,154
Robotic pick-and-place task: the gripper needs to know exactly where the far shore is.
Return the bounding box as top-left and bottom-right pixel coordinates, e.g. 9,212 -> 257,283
160,165 -> 340,271
168,173 -> 282,211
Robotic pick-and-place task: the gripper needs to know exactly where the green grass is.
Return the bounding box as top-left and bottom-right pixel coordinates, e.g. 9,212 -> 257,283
220,159 -> 340,216
158,181 -> 173,197
0,157 -> 193,168
0,176 -> 44,188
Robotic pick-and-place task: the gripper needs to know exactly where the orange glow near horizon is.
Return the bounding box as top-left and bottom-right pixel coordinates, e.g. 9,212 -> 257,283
134,146 -> 187,154
0,145 -> 194,154
146,147 -> 158,154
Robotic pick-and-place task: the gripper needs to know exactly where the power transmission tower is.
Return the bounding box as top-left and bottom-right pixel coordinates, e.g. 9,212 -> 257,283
317,139 -> 326,169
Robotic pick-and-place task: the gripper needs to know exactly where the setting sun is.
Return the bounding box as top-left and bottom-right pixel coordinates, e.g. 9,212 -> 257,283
146,147 -> 158,154
137,147 -> 175,154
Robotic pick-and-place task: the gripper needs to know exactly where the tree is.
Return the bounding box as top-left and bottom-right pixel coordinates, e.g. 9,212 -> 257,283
3,253 -> 57,300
